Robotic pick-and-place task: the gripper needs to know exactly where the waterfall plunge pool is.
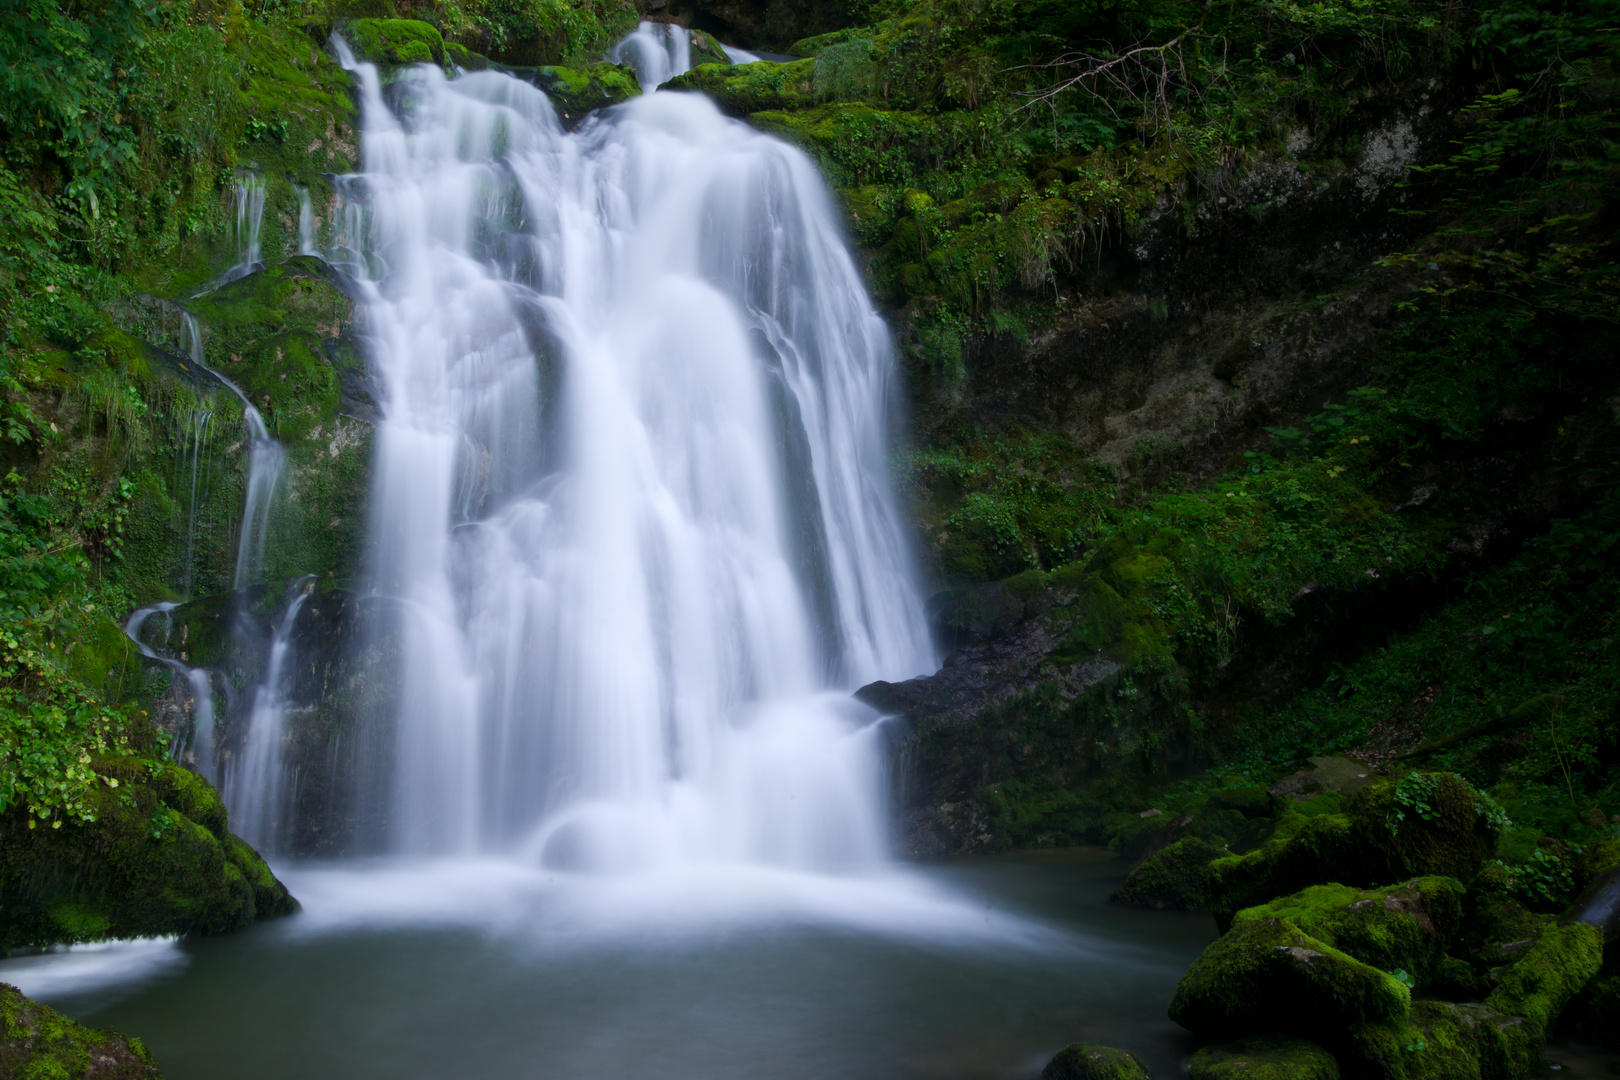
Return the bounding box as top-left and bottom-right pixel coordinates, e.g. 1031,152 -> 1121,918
5,850 -> 1215,1079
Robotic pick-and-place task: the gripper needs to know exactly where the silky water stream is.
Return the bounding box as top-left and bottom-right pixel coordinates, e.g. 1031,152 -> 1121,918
10,35 -> 1239,1080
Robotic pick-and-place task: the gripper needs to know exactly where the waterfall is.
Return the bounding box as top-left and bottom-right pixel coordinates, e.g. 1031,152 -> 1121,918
721,45 -> 763,65
227,576 -> 315,851
334,39 -> 933,870
296,185 -> 318,256
181,313 -> 285,589
219,170 -> 266,284
124,604 -> 217,781
610,21 -> 691,89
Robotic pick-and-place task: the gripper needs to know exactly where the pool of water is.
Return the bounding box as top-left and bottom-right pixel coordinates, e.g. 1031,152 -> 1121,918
8,850 -> 1612,1080
4,849 -> 1216,1079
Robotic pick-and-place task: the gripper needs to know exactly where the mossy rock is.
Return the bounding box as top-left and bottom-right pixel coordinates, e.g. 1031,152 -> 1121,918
0,982 -> 162,1079
688,29 -> 730,68
1346,999 -> 1539,1080
1345,773 -> 1505,882
1169,916 -> 1412,1041
1119,774 -> 1504,918
1189,1035 -> 1340,1080
528,63 -> 640,128
0,760 -> 297,950
1346,922 -> 1602,1078
664,58 -> 818,117
1231,877 -> 1465,989
1483,922 -> 1603,1030
339,18 -> 445,67
1111,836 -> 1222,910
1040,1043 -> 1149,1080
1558,969 -> 1620,1050
1455,862 -> 1553,969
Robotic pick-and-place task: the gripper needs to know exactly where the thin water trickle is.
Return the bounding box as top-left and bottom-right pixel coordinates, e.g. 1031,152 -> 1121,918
227,575 -> 316,851
333,35 -> 933,866
296,185 -> 318,256
219,171 -> 267,284
122,604 -> 216,779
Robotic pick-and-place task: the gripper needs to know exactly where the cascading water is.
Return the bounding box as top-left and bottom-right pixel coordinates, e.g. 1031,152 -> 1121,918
227,575 -> 315,850
334,39 -> 934,868
123,604 -> 217,781
609,21 -> 692,89
180,313 -> 285,589
219,170 -> 267,284
296,185 -> 318,256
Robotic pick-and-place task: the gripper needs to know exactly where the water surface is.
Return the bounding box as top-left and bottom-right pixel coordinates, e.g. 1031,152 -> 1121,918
8,850 -> 1214,1079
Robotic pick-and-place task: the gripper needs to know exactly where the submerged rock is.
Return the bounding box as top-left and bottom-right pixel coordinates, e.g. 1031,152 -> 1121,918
0,983 -> 162,1079
1169,916 -> 1412,1041
1189,1034 -> 1340,1080
0,762 -> 296,950
1040,1043 -> 1150,1080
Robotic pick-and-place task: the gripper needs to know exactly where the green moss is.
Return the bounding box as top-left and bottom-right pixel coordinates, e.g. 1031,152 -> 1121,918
1040,1043 -> 1150,1080
1484,922 -> 1604,1030
0,760 -> 297,951
1169,916 -> 1412,1041
531,62 -> 640,126
0,982 -> 162,1079
1111,836 -> 1222,910
1231,878 -> 1464,989
666,59 -> 819,117
1188,1035 -> 1341,1080
1346,999 -> 1538,1080
340,18 -> 447,67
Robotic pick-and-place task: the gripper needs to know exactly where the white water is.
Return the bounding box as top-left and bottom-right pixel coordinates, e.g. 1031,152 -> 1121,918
227,576 -> 315,850
722,44 -> 762,64
334,39 -> 933,870
610,21 -> 692,89
219,170 -> 267,284
179,313 -> 285,590
123,604 -> 216,781
297,185 -> 318,255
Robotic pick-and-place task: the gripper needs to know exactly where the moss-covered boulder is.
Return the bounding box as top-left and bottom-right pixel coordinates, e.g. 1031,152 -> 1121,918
0,760 -> 297,950
0,983 -> 162,1079
1110,836 -> 1223,910
339,18 -> 446,67
1117,774 -> 1505,919
1040,1043 -> 1149,1080
688,29 -> 731,68
1169,916 -> 1412,1041
664,58 -> 818,117
529,63 -> 640,128
1342,921 -> 1601,1079
1231,878 -> 1465,989
1483,922 -> 1603,1029
1188,1035 -> 1340,1080
1345,999 -> 1539,1080
1454,862 -> 1553,970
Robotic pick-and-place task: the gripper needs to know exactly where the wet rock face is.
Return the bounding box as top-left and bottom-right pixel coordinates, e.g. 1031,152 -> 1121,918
0,983 -> 164,1080
134,586 -> 402,858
